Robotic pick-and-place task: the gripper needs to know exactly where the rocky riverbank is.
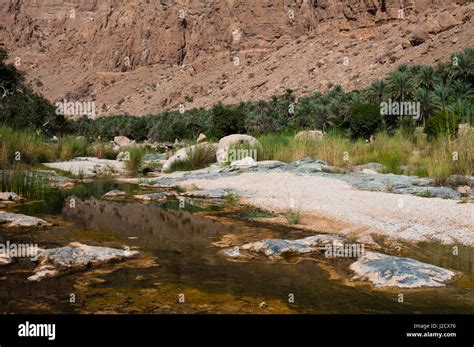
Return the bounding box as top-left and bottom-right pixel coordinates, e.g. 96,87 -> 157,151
118,157 -> 473,247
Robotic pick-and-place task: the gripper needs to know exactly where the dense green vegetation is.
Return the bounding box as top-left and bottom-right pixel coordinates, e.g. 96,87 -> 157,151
0,46 -> 473,180
0,47 -> 67,135
69,48 -> 474,142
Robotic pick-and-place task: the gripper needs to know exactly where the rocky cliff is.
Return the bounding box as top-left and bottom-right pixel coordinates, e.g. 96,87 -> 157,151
0,0 -> 472,116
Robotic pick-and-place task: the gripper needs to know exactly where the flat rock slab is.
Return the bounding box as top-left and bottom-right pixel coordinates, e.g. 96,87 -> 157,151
28,242 -> 139,282
222,234 -> 345,260
43,157 -> 125,177
350,251 -> 456,288
0,211 -> 51,228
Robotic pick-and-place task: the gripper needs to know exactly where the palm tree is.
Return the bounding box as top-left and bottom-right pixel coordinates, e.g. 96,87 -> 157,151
396,64 -> 409,73
327,84 -> 344,98
447,98 -> 474,125
414,88 -> 438,126
314,103 -> 330,131
448,49 -> 474,83
433,84 -> 453,112
415,65 -> 439,90
364,79 -> 387,105
387,71 -> 415,100
335,91 -> 362,128
451,80 -> 473,99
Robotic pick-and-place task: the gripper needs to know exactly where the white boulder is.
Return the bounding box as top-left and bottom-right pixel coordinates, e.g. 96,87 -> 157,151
230,157 -> 257,168
216,134 -> 260,163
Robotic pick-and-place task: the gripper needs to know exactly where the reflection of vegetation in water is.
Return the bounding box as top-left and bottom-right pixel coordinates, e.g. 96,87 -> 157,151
159,199 -> 222,213
1,169 -> 47,198
402,242 -> 474,280
15,180 -> 138,215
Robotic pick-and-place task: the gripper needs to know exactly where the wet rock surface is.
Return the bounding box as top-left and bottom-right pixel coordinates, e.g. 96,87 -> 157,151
28,242 -> 139,282
222,234 -> 457,289
221,234 -> 345,260
103,190 -> 127,198
350,251 -> 457,288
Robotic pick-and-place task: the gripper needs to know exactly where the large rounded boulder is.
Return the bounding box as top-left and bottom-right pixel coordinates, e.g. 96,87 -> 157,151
216,134 -> 260,163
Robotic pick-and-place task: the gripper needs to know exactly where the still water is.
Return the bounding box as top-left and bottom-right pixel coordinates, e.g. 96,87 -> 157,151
1,180 -> 473,314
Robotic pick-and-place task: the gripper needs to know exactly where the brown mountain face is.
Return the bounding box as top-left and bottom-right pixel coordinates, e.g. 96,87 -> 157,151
0,0 -> 473,116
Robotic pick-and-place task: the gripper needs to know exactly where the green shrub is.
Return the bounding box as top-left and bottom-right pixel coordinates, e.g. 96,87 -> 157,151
208,102 -> 245,139
0,125 -> 54,168
94,143 -> 117,159
57,136 -> 91,160
167,159 -> 193,172
349,104 -> 383,139
284,209 -> 301,225
424,111 -> 459,140
186,144 -> 216,170
124,147 -> 146,174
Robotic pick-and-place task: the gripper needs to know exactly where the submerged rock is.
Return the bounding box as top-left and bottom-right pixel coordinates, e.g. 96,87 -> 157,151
221,234 -> 345,260
28,242 -> 139,282
103,190 -> 127,198
350,251 -> 456,288
0,211 -> 51,228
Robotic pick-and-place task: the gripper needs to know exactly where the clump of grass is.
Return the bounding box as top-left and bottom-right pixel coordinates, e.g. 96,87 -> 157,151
284,209 -> 300,225
225,191 -> 239,205
124,146 -> 146,175
57,136 -> 91,161
368,131 -> 412,174
257,128 -> 473,180
94,143 -> 117,160
167,159 -> 193,172
0,126 -> 55,168
166,144 -> 216,173
418,190 -> 434,198
238,208 -> 274,219
187,144 -> 216,169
